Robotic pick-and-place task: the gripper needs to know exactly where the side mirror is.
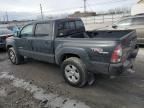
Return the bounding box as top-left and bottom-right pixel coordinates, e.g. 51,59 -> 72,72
14,31 -> 20,37
112,24 -> 117,29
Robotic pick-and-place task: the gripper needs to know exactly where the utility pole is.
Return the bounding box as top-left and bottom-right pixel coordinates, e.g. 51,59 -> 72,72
3,16 -> 5,24
40,4 -> 44,20
84,0 -> 87,13
6,11 -> 9,23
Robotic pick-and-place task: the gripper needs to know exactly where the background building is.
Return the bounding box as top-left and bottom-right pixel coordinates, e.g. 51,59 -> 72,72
131,0 -> 144,15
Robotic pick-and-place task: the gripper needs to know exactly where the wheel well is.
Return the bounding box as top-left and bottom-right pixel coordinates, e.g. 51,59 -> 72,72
7,45 -> 13,50
61,54 -> 80,62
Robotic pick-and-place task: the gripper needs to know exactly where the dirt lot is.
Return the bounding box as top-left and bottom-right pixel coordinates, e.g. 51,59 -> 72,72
0,48 -> 144,108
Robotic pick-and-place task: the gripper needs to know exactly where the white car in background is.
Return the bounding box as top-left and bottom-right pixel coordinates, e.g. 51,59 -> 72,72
111,15 -> 144,44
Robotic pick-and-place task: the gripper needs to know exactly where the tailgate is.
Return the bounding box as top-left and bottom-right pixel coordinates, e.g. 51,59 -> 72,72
121,30 -> 138,62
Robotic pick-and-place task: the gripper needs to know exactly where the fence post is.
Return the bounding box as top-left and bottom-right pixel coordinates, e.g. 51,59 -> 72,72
112,14 -> 114,23
86,17 -> 87,25
103,15 -> 104,23
94,16 -> 95,24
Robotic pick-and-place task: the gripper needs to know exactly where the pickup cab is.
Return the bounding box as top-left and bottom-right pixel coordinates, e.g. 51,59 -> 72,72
6,18 -> 139,87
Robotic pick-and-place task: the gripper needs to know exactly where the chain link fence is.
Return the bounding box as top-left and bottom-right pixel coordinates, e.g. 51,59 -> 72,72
81,13 -> 130,25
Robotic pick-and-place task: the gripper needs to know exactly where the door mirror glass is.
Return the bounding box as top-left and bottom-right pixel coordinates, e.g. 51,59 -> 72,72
14,31 -> 20,37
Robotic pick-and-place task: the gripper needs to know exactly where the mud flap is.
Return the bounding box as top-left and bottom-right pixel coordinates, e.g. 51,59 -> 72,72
88,73 -> 96,86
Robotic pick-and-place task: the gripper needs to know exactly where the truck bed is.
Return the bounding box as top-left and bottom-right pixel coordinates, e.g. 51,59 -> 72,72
64,30 -> 137,62
86,30 -> 134,39
66,30 -> 135,41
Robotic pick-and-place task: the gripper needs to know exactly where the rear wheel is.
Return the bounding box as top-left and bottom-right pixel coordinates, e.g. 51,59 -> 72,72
8,47 -> 24,65
61,57 -> 88,87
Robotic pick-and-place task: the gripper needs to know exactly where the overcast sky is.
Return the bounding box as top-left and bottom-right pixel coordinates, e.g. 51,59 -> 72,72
0,0 -> 137,20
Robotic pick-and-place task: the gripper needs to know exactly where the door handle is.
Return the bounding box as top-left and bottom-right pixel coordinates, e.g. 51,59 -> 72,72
21,37 -> 27,39
19,47 -> 23,49
45,41 -> 49,44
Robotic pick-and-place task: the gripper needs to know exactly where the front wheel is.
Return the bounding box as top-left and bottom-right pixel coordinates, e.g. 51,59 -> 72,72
8,47 -> 24,65
61,57 -> 88,87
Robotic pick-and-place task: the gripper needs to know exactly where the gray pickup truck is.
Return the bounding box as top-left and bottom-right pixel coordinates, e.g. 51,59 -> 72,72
6,18 -> 139,87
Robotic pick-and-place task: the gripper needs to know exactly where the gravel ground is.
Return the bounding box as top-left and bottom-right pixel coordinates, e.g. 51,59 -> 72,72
0,48 -> 144,108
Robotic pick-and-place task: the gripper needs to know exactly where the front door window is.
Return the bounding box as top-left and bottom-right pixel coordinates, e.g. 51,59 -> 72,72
20,24 -> 33,37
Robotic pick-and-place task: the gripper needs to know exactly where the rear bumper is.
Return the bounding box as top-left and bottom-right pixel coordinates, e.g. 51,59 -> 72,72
88,59 -> 134,75
109,60 -> 134,75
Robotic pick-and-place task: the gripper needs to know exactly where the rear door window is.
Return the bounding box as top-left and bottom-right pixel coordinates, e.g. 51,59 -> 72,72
57,21 -> 76,37
35,23 -> 52,37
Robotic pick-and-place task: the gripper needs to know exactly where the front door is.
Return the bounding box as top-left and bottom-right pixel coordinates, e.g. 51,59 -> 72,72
15,24 -> 34,57
32,22 -> 55,63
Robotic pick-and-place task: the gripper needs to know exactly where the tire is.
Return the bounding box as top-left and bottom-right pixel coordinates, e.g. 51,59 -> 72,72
61,57 -> 88,87
8,47 -> 24,65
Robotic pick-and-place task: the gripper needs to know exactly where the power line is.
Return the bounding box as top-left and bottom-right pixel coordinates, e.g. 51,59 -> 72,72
6,11 -> 9,22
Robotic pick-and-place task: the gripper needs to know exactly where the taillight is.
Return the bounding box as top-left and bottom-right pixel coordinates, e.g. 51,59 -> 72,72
111,45 -> 122,63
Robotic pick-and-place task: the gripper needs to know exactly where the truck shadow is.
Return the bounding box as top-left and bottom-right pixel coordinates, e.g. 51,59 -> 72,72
7,56 -> 144,108
24,58 -> 143,89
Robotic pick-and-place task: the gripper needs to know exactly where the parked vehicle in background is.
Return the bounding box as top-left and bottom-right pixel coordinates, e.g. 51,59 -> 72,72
0,29 -> 13,49
111,15 -> 144,44
6,18 -> 138,87
7,25 -> 21,33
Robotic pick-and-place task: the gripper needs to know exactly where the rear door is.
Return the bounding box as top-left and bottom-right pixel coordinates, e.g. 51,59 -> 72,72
15,24 -> 34,57
32,22 -> 55,63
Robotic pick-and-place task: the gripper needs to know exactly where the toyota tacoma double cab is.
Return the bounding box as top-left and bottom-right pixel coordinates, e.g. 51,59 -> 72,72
6,18 -> 139,87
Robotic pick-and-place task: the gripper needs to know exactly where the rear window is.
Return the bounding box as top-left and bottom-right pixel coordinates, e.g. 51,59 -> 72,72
132,17 -> 144,25
63,22 -> 69,29
75,21 -> 84,29
58,20 -> 84,30
69,22 -> 76,30
57,20 -> 85,37
58,21 -> 76,30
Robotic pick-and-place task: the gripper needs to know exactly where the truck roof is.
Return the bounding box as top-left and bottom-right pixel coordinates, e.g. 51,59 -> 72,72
28,17 -> 82,24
